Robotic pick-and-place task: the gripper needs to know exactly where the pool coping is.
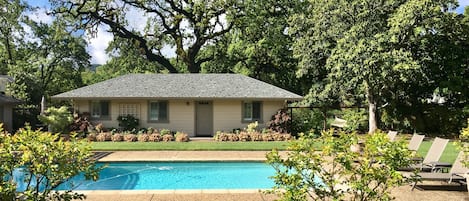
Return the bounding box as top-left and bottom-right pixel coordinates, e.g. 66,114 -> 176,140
73,189 -> 271,195
94,150 -> 286,162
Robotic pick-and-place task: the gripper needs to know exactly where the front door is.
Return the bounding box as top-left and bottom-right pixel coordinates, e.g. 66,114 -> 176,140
195,101 -> 213,136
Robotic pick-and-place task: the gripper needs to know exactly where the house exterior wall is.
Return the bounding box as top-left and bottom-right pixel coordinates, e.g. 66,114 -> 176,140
73,99 -> 285,136
212,100 -> 285,133
0,105 -> 14,132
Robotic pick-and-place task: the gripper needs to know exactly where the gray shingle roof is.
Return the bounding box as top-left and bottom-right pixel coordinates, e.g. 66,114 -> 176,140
52,74 -> 303,100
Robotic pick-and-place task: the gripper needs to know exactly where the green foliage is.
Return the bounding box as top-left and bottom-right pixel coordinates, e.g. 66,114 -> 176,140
51,0 -> 242,73
117,115 -> 139,132
458,119 -> 469,168
267,130 -> 413,200
159,129 -> 171,136
291,108 -> 327,136
37,106 -> 73,133
2,8 -> 89,130
0,126 -> 101,201
341,109 -> 368,132
246,121 -> 258,133
293,0 -> 466,133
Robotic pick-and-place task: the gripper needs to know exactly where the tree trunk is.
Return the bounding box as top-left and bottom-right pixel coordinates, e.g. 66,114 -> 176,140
368,96 -> 378,134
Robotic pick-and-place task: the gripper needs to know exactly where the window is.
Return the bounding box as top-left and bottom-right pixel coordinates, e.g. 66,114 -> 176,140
242,101 -> 262,122
90,100 -> 110,119
148,101 -> 168,122
119,103 -> 139,118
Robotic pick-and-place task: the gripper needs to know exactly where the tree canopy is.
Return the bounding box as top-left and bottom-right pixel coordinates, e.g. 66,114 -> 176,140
51,0 -> 242,73
292,0 -> 468,133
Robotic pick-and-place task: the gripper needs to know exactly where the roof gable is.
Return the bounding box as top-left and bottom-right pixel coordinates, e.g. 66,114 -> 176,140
52,74 -> 303,100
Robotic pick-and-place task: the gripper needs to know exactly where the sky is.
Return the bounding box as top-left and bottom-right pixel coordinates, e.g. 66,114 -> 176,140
25,0 -> 469,65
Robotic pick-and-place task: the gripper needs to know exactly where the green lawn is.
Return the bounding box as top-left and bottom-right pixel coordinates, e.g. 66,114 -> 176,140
91,141 -> 290,151
416,140 -> 459,163
91,139 -> 459,163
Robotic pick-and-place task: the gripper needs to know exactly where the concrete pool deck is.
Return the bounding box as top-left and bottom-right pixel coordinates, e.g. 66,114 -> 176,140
78,151 -> 468,201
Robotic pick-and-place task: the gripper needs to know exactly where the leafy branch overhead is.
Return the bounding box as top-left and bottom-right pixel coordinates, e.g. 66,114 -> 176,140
51,0 -> 242,73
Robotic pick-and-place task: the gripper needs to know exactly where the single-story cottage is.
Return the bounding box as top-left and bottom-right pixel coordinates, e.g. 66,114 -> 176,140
0,75 -> 21,132
52,74 -> 302,136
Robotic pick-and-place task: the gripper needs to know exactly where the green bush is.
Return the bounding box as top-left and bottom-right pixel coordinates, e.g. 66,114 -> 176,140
37,106 -> 74,133
0,126 -> 102,201
267,130 -> 413,200
341,109 -> 367,132
117,114 -> 139,131
458,118 -> 469,168
291,109 -> 325,135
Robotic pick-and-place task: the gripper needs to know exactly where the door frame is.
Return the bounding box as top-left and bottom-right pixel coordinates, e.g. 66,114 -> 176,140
195,100 -> 213,137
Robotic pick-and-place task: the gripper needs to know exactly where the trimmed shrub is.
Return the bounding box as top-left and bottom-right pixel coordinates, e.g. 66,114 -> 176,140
149,133 -> 162,142
238,131 -> 251,141
87,133 -> 97,142
111,133 -> 124,142
229,134 -> 239,141
272,132 -> 284,141
250,132 -> 263,141
138,134 -> 150,142
175,132 -> 190,142
282,133 -> 293,141
218,133 -> 230,141
262,133 -> 274,141
96,133 -> 107,142
162,134 -> 174,142
124,134 -> 137,142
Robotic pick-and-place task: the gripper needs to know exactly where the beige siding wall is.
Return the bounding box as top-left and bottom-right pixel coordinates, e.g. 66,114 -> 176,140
0,105 -> 14,132
143,100 -> 195,135
73,99 -> 285,136
74,99 -> 195,135
213,100 -> 285,133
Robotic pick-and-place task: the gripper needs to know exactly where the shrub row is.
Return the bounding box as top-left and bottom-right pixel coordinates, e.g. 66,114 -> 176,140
214,131 -> 292,142
87,132 -> 190,142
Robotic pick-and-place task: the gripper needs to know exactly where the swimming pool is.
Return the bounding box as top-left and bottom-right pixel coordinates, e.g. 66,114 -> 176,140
55,162 -> 276,190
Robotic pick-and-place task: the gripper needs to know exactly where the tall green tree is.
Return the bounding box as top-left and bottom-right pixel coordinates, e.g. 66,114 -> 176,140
8,18 -> 89,105
0,0 -> 28,73
293,0 -> 462,133
51,0 -> 242,73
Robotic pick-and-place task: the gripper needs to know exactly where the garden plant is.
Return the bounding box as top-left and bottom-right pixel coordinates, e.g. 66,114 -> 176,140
0,125 -> 101,201
267,129 -> 414,200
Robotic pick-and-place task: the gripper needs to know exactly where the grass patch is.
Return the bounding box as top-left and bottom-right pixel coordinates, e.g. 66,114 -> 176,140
91,141 -> 290,151
417,140 -> 459,164
91,139 -> 459,164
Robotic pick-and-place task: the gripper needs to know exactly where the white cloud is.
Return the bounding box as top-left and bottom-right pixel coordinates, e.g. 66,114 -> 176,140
86,26 -> 113,64
29,8 -> 54,24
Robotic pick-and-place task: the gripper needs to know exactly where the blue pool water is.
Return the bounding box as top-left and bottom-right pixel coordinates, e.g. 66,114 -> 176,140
55,162 -> 276,190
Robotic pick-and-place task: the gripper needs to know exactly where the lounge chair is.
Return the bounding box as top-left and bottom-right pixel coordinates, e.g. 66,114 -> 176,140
399,137 -> 449,172
387,131 -> 398,142
407,134 -> 425,151
405,151 -> 468,190
331,117 -> 347,128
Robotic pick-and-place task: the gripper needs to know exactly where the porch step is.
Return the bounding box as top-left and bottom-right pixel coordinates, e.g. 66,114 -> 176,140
191,137 -> 214,142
